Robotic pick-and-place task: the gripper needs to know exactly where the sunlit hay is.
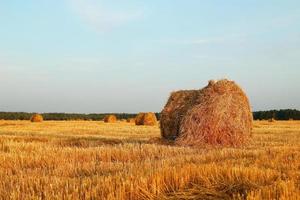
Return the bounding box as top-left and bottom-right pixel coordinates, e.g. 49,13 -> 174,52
30,114 -> 43,122
135,112 -> 157,126
161,79 -> 253,147
208,79 -> 216,86
104,115 -> 117,123
0,120 -> 300,199
147,137 -> 175,145
127,118 -> 135,123
178,79 -> 253,147
143,113 -> 158,126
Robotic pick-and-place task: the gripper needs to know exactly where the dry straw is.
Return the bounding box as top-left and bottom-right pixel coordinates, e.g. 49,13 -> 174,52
30,114 -> 43,122
104,115 -> 117,123
160,79 -> 253,147
135,112 -> 157,126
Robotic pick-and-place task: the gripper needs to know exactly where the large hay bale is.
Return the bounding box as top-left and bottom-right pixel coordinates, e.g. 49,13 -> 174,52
30,114 -> 43,122
104,115 -> 117,123
135,112 -> 157,126
160,79 -> 253,147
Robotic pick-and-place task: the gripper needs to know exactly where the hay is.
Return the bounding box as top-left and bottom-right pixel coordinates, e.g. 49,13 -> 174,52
160,90 -> 200,140
104,115 -> 117,123
30,114 -> 43,122
160,79 -> 253,147
268,118 -> 276,122
143,113 -> 158,126
127,118 -> 135,123
135,112 -> 157,126
135,113 -> 145,125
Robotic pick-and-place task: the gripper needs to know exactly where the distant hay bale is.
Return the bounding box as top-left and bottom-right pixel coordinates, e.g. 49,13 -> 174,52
160,79 -> 253,147
143,113 -> 158,126
268,118 -> 276,122
30,114 -> 43,122
135,113 -> 145,125
127,118 -> 135,123
135,112 -> 157,126
104,115 -> 117,123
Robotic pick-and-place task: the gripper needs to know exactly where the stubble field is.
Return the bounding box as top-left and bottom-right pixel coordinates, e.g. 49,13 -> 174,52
0,120 -> 299,200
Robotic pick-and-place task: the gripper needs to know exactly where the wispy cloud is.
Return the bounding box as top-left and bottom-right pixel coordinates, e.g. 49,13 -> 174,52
67,0 -> 143,32
184,37 -> 227,45
164,34 -> 247,46
270,13 -> 300,28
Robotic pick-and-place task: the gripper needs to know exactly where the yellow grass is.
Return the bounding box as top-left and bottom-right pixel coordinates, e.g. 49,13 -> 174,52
0,120 -> 299,199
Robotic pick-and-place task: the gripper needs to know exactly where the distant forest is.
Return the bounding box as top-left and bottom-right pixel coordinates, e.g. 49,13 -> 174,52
252,109 -> 300,120
0,109 -> 299,121
0,112 -> 156,121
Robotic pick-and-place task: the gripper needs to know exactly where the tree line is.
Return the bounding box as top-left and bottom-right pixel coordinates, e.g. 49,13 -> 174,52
0,112 -> 159,121
253,109 -> 300,120
0,109 -> 299,121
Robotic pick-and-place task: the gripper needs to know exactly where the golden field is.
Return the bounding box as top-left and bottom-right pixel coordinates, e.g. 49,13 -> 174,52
0,120 -> 299,200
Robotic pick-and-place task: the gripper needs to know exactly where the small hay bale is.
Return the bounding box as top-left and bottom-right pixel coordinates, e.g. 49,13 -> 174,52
30,114 -> 43,122
268,118 -> 275,122
127,118 -> 135,123
160,79 -> 253,147
143,113 -> 158,126
135,112 -> 157,126
104,115 -> 117,123
135,113 -> 146,125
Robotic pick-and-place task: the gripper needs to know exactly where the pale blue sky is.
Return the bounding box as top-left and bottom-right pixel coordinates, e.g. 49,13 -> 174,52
0,0 -> 299,113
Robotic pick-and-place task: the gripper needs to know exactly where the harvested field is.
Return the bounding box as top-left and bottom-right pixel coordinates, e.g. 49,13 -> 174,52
0,120 -> 299,199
